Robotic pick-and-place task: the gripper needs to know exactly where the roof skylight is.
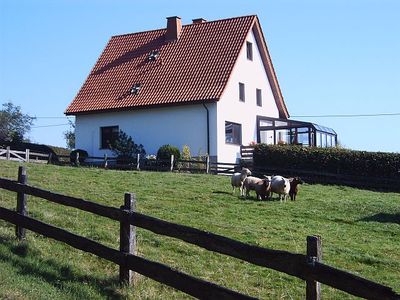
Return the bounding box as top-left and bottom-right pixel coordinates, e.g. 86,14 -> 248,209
148,50 -> 160,61
130,83 -> 142,95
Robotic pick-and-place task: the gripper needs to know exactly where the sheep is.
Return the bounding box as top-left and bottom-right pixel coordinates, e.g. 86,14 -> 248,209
254,178 -> 271,200
288,177 -> 304,201
270,175 -> 291,201
231,168 -> 251,195
243,176 -> 271,200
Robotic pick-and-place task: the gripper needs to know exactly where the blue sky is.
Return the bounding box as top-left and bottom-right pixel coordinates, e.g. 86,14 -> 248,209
1,0 -> 399,152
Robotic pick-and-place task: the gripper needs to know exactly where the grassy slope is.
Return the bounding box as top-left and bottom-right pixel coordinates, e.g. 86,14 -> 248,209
0,160 -> 399,299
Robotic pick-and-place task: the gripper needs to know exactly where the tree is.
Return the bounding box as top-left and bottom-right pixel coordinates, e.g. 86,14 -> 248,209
0,102 -> 35,142
63,119 -> 75,149
110,130 -> 146,159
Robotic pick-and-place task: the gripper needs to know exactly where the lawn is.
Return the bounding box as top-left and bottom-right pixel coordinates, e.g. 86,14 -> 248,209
0,160 -> 399,299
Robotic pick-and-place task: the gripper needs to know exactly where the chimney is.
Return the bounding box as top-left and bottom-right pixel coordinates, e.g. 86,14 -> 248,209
166,16 -> 182,41
192,18 -> 207,24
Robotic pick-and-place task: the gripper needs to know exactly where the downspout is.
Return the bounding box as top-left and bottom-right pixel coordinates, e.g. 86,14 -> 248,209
202,103 -> 210,155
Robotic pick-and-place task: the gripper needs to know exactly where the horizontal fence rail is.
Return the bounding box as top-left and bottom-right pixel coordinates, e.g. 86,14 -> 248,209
0,172 -> 399,300
0,206 -> 254,300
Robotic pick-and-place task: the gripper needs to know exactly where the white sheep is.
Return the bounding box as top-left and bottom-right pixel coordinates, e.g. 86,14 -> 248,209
270,175 -> 290,202
231,168 -> 252,195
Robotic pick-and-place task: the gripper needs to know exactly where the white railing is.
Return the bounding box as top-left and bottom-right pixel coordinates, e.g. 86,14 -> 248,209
0,146 -> 49,163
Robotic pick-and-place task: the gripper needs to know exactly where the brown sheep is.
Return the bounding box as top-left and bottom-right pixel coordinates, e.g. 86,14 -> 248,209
255,179 -> 271,201
243,176 -> 271,200
289,177 -> 304,201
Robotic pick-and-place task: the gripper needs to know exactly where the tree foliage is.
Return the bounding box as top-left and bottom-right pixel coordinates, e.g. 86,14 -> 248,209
0,102 -> 35,142
63,119 -> 75,149
110,130 -> 146,158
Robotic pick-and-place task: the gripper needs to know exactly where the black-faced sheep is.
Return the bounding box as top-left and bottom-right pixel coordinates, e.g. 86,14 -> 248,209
289,177 -> 304,201
231,168 -> 251,195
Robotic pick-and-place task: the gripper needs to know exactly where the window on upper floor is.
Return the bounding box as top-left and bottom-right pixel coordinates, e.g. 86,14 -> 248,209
239,82 -> 245,102
100,125 -> 119,149
225,121 -> 242,145
246,41 -> 253,61
256,88 -> 262,107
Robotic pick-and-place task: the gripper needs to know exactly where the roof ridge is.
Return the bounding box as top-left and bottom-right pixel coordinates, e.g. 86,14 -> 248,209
111,15 -> 257,38
111,28 -> 165,38
184,14 -> 256,27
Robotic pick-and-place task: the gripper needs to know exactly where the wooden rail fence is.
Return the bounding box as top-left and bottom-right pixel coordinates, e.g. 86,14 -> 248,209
0,167 -> 399,299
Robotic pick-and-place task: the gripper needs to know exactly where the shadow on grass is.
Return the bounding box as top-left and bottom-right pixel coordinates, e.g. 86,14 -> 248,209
0,234 -> 124,299
212,191 -> 232,195
358,213 -> 400,225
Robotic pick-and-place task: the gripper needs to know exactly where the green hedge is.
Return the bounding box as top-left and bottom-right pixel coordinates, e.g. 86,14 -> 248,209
253,144 -> 400,178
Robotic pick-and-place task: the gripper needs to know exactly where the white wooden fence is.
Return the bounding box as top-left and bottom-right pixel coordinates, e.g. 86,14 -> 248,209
0,147 -> 49,164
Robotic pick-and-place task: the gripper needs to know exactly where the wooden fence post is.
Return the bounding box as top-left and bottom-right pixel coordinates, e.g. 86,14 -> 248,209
26,149 -> 30,163
306,235 -> 322,300
119,193 -> 136,285
75,152 -> 80,166
16,166 -> 28,240
170,154 -> 174,172
206,155 -> 210,174
136,154 -> 140,171
6,146 -> 10,160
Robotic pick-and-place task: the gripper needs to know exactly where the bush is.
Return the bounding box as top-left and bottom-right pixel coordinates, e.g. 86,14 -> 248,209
110,130 -> 146,164
253,144 -> 400,178
70,149 -> 88,165
157,144 -> 181,161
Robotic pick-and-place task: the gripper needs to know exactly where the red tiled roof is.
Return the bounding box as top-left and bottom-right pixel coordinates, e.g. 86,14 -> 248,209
65,15 -> 289,118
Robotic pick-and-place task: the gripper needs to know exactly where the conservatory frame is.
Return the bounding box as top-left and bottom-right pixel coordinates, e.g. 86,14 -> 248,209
256,116 -> 337,148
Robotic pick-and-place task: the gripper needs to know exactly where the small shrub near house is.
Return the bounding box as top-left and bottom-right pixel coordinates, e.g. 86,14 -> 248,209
157,144 -> 181,161
111,130 -> 146,164
253,144 -> 400,178
179,144 -> 192,170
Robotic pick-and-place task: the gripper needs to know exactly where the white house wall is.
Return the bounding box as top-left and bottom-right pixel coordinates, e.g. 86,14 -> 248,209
217,28 -> 280,163
75,103 -> 217,158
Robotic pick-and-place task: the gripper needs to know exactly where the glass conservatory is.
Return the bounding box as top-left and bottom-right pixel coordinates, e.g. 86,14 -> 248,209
256,116 -> 337,148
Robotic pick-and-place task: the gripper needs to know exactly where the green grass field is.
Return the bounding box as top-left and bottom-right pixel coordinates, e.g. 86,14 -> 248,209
0,160 -> 399,299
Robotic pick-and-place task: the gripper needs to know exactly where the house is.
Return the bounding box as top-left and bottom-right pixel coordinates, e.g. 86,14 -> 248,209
65,15 -> 336,163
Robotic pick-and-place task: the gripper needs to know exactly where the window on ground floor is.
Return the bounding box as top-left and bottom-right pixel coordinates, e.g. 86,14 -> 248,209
100,126 -> 119,149
225,121 -> 242,145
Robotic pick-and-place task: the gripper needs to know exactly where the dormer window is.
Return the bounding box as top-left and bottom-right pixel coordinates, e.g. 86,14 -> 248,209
130,83 -> 142,95
246,41 -> 253,61
148,50 -> 160,61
